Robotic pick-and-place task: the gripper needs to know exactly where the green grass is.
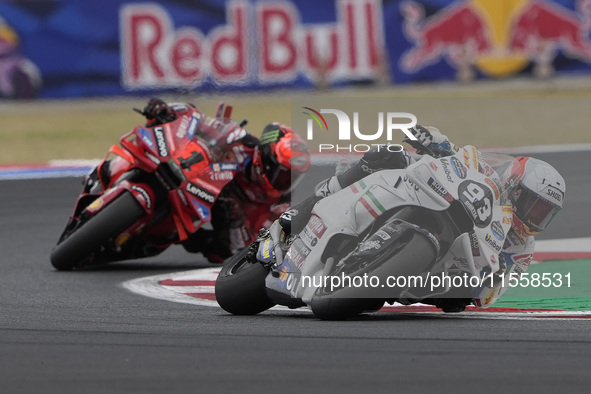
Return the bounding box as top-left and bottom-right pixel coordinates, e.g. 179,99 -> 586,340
495,259 -> 591,311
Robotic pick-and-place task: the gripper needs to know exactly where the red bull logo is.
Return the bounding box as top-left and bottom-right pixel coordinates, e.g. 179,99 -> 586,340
401,0 -> 591,79
120,0 -> 386,89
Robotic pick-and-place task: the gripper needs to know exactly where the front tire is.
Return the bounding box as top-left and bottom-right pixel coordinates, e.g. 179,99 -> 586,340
50,192 -> 145,271
215,246 -> 276,315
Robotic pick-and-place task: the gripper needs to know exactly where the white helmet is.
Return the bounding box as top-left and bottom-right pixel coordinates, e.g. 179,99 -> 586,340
503,157 -> 566,237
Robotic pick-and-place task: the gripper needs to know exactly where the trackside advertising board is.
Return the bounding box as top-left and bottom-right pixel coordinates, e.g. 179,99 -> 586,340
1,0 -> 591,98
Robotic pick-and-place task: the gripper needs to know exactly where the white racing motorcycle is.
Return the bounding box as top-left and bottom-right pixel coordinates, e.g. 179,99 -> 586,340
215,145 -> 515,320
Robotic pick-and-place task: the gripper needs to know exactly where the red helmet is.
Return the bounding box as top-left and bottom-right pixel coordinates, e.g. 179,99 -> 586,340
252,123 -> 311,194
502,156 -> 565,237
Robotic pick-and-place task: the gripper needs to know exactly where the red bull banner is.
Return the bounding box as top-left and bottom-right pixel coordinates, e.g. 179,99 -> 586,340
1,0 -> 591,98
398,0 -> 591,81
120,0 -> 384,89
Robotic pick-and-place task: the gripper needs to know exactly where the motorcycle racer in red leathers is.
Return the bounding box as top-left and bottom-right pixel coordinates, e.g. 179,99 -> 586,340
281,125 -> 565,311
137,98 -> 311,263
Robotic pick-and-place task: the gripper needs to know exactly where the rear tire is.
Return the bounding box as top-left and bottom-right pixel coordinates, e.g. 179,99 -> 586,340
215,247 -> 276,315
310,230 -> 437,320
50,192 -> 145,271
309,298 -> 385,321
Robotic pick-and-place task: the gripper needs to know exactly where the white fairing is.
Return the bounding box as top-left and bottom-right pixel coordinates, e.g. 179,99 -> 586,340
274,146 -> 514,303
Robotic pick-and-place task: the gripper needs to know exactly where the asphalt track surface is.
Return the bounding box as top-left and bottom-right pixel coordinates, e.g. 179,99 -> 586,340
1,151 -> 590,393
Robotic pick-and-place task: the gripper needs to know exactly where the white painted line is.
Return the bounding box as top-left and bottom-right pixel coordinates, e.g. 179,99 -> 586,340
379,310 -> 591,320
535,237 -> 591,253
121,268 -> 220,307
0,159 -> 101,180
121,267 -> 306,312
481,143 -> 591,154
48,159 -> 101,167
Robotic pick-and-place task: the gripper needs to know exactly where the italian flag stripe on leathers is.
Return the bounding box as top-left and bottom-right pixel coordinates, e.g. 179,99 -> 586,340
360,190 -> 385,218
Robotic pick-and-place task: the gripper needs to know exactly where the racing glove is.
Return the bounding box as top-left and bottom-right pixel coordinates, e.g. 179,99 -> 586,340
404,125 -> 458,158
406,125 -> 434,149
143,98 -> 177,127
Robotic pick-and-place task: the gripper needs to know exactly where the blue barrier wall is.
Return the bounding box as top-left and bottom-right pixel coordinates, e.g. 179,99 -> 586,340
1,0 -> 590,98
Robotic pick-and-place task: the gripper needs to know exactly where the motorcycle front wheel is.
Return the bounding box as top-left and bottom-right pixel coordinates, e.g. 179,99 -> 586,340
50,192 -> 145,271
215,246 -> 276,315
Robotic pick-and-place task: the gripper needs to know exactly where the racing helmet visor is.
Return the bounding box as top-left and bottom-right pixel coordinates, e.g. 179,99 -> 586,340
266,162 -> 292,193
514,185 -> 561,231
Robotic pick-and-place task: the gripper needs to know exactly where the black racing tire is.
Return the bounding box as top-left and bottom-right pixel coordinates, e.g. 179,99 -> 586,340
309,298 -> 385,321
215,247 -> 276,315
50,192 -> 145,271
310,231 -> 437,321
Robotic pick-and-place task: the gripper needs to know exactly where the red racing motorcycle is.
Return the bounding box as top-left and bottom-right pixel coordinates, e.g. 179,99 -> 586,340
51,104 -> 243,270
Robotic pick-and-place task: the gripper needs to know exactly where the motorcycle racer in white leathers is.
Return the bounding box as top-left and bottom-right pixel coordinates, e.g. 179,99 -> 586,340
281,125 -> 566,310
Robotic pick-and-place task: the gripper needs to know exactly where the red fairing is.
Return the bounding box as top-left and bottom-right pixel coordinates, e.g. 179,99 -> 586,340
56,103 -> 244,265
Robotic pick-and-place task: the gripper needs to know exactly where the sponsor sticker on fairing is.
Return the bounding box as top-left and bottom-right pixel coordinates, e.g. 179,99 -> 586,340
469,231 -> 481,256
186,182 -> 216,204
491,220 -> 505,241
137,128 -> 155,149
375,230 -> 391,241
189,198 -> 211,221
485,233 -> 503,252
153,127 -> 169,157
470,146 -> 480,169
439,158 -> 455,183
187,113 -> 201,140
483,287 -> 499,306
485,178 -> 500,200
427,177 -> 454,202
307,215 -> 327,238
513,253 -> 533,268
463,150 -> 471,168
258,238 -> 274,263
210,163 -> 238,172
403,176 -> 420,193
275,259 -> 299,291
176,115 -> 190,139
286,238 -> 311,269
451,157 -> 467,179
131,185 -> 152,209
210,171 -> 234,181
